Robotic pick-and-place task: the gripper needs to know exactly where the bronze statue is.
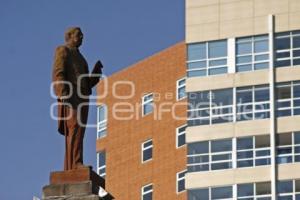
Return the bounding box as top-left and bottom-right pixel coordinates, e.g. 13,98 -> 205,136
52,27 -> 103,170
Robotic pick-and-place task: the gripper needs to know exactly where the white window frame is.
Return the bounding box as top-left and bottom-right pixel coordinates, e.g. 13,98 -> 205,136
177,77 -> 186,101
187,139 -> 233,172
97,151 -> 106,178
142,93 -> 153,116
187,40 -> 228,78
277,180 -> 300,199
276,132 -> 300,164
276,81 -> 300,117
275,31 -> 300,67
237,182 -> 272,199
176,170 -> 187,194
188,89 -> 234,126
142,139 -> 153,163
236,85 -> 270,121
97,105 -> 107,139
188,182 -> 273,200
141,183 -> 153,200
236,136 -> 271,168
176,124 -> 187,148
187,135 -> 272,173
236,35 -> 269,72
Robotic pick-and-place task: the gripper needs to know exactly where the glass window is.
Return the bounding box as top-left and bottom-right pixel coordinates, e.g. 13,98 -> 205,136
237,85 -> 270,121
142,93 -> 153,116
256,182 -> 271,196
176,124 -> 187,148
209,40 -> 227,58
276,83 -> 292,117
275,31 -> 300,67
142,139 -> 153,163
211,89 -> 233,124
188,188 -> 209,200
277,180 -> 299,200
294,82 -> 300,115
277,132 -> 300,164
295,132 -> 300,162
187,141 -> 209,172
236,35 -> 269,72
237,137 -> 254,168
97,105 -> 107,139
277,180 -> 293,193
211,186 -> 232,200
255,135 -> 271,166
188,89 -> 233,127
276,81 -> 300,117
211,139 -> 232,170
177,78 -> 186,100
177,170 -> 187,193
237,135 -> 271,168
97,151 -> 106,178
187,139 -> 232,172
187,40 -> 228,77
237,183 -> 254,199
276,132 -> 300,164
142,184 -> 153,200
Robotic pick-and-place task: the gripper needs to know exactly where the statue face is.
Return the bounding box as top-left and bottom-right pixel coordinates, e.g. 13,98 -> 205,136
69,29 -> 83,48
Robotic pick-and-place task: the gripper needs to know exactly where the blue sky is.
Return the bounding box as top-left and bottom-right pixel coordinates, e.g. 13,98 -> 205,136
0,0 -> 184,199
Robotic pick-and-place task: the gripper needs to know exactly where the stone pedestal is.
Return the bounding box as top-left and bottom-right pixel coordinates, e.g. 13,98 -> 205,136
42,167 -> 113,200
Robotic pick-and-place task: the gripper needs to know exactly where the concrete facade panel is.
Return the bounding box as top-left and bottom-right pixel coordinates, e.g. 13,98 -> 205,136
186,23 -> 220,44
254,0 -> 289,17
278,163 -> 300,180
276,66 -> 300,82
185,166 -> 270,189
274,13 -> 290,32
186,6 -> 219,25
254,16 -> 269,35
186,116 -> 300,143
186,70 -> 269,92
186,0 -> 218,8
289,12 -> 300,31
186,67 -> 300,93
186,119 -> 270,143
220,0 -> 254,21
290,0 -> 300,13
220,18 -> 254,39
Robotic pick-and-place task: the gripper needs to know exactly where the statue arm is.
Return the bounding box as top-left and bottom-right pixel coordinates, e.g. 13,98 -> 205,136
52,46 -> 69,98
89,60 -> 103,88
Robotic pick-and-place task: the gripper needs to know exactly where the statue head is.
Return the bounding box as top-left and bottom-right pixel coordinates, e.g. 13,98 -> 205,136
65,27 -> 83,48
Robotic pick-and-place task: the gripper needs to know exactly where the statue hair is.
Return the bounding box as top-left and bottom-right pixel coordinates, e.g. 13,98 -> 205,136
64,27 -> 81,42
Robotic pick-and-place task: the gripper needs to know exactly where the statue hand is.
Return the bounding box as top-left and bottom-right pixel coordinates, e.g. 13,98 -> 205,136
94,60 -> 103,72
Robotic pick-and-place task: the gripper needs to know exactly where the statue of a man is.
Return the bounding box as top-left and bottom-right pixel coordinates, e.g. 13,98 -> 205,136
52,27 -> 103,170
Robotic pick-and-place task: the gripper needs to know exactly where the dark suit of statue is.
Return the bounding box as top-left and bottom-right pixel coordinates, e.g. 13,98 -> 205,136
52,27 -> 102,170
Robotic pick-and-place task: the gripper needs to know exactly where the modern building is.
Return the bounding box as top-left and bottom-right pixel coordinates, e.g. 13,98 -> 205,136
96,0 -> 300,199
185,0 -> 300,200
96,42 -> 187,199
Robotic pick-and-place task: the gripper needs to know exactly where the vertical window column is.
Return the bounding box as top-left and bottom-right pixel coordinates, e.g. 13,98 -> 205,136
142,139 -> 153,163
142,93 -> 153,116
97,151 -> 106,178
176,124 -> 187,148
177,78 -> 186,100
142,184 -> 153,200
177,170 -> 187,193
97,105 -> 107,139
